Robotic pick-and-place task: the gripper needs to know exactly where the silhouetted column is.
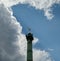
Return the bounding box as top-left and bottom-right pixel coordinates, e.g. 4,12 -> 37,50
26,33 -> 34,61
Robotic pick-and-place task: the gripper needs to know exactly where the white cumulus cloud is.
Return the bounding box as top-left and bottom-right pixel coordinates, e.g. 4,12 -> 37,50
0,2 -> 26,61
33,49 -> 54,61
0,1 -> 54,61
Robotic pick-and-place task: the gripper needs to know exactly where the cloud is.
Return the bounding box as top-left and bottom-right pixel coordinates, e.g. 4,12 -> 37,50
0,3 -> 26,61
0,1 -> 54,61
1,0 -> 60,19
33,37 -> 39,45
33,49 -> 54,61
48,48 -> 54,51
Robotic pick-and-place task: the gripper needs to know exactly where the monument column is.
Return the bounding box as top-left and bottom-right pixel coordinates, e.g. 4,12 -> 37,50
26,32 -> 34,61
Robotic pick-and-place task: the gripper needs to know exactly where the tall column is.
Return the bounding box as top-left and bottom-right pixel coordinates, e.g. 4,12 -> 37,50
27,40 -> 32,61
26,33 -> 34,61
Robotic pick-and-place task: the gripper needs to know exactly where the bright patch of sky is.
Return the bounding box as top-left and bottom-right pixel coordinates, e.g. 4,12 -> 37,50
12,4 -> 60,61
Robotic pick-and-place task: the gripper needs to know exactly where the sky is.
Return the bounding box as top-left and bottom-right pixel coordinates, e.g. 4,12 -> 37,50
0,0 -> 60,61
12,4 -> 60,61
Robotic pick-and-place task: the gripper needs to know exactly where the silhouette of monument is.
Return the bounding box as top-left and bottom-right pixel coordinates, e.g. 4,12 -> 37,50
26,28 -> 34,61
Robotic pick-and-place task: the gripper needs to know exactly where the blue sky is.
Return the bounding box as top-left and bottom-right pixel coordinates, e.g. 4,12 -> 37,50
12,4 -> 60,61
